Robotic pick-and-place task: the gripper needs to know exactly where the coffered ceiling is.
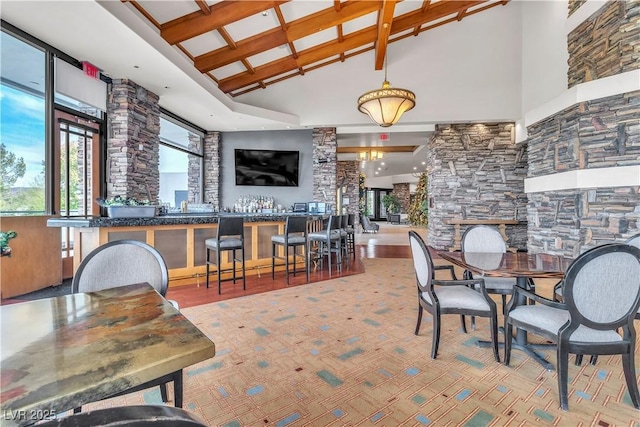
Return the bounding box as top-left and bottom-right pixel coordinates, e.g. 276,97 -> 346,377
128,0 -> 508,97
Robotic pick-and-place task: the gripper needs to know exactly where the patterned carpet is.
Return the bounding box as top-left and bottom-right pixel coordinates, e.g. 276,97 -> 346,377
84,258 -> 640,426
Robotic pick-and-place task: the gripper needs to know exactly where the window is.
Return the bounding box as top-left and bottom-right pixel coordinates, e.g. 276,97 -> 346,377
159,114 -> 203,208
0,31 -> 46,215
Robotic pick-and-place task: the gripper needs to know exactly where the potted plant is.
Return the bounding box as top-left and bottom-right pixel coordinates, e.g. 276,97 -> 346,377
382,194 -> 401,214
0,231 -> 17,257
97,197 -> 155,218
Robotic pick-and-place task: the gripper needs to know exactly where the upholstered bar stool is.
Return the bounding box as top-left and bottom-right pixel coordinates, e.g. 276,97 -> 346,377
308,215 -> 342,275
345,213 -> 356,258
205,216 -> 245,294
271,216 -> 309,285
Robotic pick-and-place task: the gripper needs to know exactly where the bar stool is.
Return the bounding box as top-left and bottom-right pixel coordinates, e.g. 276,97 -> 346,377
345,213 -> 356,258
205,216 -> 245,294
308,215 -> 342,275
271,216 -> 309,285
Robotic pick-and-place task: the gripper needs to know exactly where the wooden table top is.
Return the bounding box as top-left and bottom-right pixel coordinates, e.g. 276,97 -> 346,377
436,249 -> 573,279
0,283 -> 215,426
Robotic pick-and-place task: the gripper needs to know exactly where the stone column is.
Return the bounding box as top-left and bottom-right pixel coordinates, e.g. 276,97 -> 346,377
203,131 -> 221,210
337,160 -> 360,216
312,127 -> 337,209
107,79 -> 160,202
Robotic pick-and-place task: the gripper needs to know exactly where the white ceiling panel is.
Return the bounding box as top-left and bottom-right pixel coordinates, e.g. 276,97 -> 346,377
180,31 -> 226,57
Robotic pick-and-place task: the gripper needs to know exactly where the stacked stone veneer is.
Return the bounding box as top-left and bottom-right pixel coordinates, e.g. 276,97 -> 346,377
426,123 -> 528,250
392,183 -> 411,213
567,1 -> 640,88
313,128 -> 337,209
187,133 -> 201,204
107,79 -> 160,202
526,90 -> 640,257
203,131 -> 220,209
568,0 -> 587,17
525,0 -> 640,257
337,160 -> 360,219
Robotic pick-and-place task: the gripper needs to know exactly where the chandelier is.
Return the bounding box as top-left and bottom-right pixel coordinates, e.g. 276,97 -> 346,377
358,149 -> 384,162
357,55 -> 416,127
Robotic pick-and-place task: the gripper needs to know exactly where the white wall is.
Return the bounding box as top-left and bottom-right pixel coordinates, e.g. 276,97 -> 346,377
520,0 -> 569,115
220,129 -> 314,210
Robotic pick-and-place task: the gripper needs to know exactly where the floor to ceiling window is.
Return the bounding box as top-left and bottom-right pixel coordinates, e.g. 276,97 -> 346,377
0,31 -> 46,215
159,114 -> 203,209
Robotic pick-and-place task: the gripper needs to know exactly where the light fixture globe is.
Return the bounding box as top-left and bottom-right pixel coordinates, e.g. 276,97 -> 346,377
357,80 -> 416,128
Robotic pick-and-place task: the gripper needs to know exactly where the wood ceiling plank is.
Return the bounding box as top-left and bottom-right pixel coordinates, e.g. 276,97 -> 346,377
390,0 -> 485,31
195,28 -> 287,72
375,0 -> 398,70
218,27 -> 377,93
217,0 -> 489,93
194,0 -> 211,15
195,1 -> 381,72
161,1 -> 287,45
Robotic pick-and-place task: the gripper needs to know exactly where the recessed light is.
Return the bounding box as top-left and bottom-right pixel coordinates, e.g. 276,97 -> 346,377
133,65 -> 140,69
421,161 -> 426,165
381,162 -> 385,165
261,10 -> 269,16
413,166 -> 417,170
164,86 -> 170,89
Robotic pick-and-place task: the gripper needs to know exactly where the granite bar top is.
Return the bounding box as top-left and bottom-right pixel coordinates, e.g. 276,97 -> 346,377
47,212 -> 324,228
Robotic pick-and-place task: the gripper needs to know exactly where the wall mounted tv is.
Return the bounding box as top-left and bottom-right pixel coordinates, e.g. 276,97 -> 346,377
235,149 -> 300,187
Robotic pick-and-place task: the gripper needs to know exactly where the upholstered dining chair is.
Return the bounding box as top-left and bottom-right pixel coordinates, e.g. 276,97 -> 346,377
504,243 -> 640,411
554,232 -> 640,366
461,225 -> 518,310
408,231 -> 500,361
71,239 -> 181,409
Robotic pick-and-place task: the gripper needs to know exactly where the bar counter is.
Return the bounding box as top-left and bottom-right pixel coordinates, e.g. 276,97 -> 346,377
47,213 -> 325,287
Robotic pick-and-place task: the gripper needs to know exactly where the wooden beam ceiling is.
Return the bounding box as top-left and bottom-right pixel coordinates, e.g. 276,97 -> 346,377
218,0 -> 486,93
129,0 -> 510,95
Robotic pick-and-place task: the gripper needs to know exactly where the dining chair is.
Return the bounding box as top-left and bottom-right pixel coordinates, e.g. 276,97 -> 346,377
503,243 -> 640,411
37,405 -> 207,426
554,232 -> 640,366
408,231 -> 500,361
71,239 -> 182,409
271,215 -> 309,285
461,225 -> 518,311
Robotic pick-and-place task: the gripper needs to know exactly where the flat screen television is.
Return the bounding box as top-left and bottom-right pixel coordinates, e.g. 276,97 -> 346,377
235,149 -> 299,187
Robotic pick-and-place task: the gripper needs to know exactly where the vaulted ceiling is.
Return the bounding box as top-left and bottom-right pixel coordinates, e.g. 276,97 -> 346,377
128,0 -> 509,96
1,0 -> 518,180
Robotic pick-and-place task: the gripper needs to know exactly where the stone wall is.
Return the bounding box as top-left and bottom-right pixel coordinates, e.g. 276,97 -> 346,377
567,1 -> 640,88
528,188 -> 639,258
426,123 -> 528,250
203,131 -> 220,209
392,183 -> 411,213
312,127 -> 337,210
527,91 -> 640,178
107,79 -> 160,202
526,90 -> 640,256
337,160 -> 360,219
187,133 -> 201,204
568,0 -> 587,17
